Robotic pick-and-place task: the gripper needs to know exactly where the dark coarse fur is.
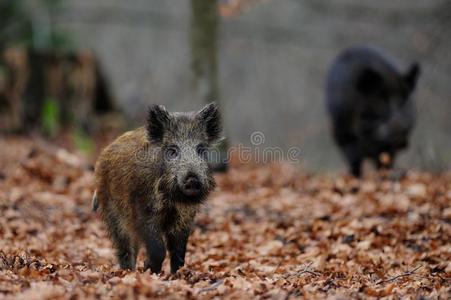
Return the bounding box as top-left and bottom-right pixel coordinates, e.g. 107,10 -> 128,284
93,103 -> 222,274
326,46 -> 420,177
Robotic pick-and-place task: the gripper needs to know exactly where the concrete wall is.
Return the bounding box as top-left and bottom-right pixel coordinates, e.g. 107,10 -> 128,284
56,0 -> 451,171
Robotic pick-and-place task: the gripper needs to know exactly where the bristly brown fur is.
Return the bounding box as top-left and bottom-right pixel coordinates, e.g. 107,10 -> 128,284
94,103 -> 222,274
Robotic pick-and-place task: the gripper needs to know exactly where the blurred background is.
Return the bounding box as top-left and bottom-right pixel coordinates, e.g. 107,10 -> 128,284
1,0 -> 450,172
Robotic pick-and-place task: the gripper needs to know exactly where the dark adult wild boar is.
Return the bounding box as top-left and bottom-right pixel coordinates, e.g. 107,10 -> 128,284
92,103 -> 222,273
326,46 -> 420,177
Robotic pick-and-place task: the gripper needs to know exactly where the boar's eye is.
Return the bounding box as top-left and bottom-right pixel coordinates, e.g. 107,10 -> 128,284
196,143 -> 208,159
165,145 -> 180,160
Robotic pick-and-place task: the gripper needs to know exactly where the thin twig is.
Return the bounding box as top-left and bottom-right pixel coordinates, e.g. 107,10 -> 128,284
198,279 -> 224,293
285,262 -> 321,278
376,265 -> 422,285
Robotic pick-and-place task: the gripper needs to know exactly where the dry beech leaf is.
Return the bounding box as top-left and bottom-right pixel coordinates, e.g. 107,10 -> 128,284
0,136 -> 449,298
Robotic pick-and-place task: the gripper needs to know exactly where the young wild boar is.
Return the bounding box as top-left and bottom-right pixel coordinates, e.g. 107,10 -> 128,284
326,46 -> 420,177
92,103 -> 222,273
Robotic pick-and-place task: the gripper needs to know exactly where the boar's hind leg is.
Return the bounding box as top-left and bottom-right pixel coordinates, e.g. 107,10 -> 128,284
113,234 -> 138,271
166,228 -> 190,274
103,206 -> 138,270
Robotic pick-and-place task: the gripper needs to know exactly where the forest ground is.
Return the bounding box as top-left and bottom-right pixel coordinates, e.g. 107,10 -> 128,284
0,135 -> 449,299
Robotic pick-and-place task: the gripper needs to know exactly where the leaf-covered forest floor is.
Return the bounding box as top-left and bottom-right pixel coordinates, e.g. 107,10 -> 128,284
0,135 -> 449,299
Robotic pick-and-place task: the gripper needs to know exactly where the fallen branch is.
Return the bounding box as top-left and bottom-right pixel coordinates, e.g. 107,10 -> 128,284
376,265 -> 422,285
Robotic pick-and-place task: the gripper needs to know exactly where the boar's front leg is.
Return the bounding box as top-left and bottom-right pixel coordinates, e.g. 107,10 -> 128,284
338,143 -> 362,177
332,125 -> 362,177
348,157 -> 362,177
141,225 -> 166,274
166,228 -> 190,274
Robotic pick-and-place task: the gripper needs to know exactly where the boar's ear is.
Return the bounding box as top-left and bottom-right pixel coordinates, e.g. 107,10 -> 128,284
404,62 -> 420,91
196,102 -> 222,143
356,68 -> 383,95
147,105 -> 170,143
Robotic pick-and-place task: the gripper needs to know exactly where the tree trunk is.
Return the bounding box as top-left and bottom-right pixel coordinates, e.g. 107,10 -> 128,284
190,0 -> 228,172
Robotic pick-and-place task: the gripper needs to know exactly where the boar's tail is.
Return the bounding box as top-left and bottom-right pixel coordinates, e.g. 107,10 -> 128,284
92,190 -> 99,212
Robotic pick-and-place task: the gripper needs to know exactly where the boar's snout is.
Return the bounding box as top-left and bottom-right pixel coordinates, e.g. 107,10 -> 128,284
181,173 -> 202,197
376,118 -> 410,148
